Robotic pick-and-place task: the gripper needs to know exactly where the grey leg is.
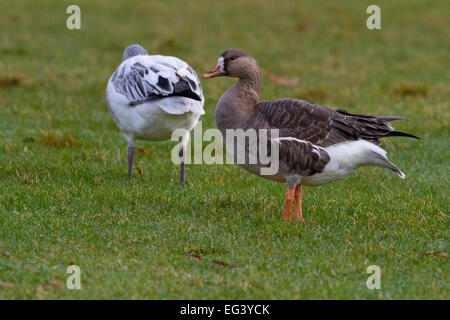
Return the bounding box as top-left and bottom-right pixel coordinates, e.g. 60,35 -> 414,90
179,147 -> 185,185
177,131 -> 189,185
127,146 -> 136,179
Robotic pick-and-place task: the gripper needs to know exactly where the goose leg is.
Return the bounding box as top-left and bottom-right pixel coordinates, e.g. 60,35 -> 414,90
178,132 -> 189,185
127,146 -> 136,179
179,148 -> 185,185
284,188 -> 295,220
294,185 -> 304,223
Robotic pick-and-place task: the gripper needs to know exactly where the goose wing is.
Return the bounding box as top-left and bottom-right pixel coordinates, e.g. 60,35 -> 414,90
254,98 -> 413,147
109,55 -> 204,108
248,98 -> 416,176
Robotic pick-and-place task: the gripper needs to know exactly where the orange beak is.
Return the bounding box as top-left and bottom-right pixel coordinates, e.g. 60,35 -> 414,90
203,64 -> 225,79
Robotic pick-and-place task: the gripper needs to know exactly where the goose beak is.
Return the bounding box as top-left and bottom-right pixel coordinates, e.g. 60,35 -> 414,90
203,64 -> 224,79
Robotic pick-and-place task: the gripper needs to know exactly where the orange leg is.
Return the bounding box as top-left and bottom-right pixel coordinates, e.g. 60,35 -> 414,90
284,188 -> 295,220
294,185 -> 304,223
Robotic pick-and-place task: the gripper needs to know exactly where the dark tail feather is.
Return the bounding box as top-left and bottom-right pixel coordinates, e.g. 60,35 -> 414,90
336,109 -> 409,121
336,109 -> 409,122
386,131 -> 420,140
376,115 -> 410,121
335,109 -> 419,140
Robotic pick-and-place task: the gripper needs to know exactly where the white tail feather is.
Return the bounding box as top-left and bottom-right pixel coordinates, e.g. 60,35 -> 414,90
369,150 -> 405,179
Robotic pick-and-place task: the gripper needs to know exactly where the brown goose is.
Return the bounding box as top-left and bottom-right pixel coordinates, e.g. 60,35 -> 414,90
203,48 -> 418,222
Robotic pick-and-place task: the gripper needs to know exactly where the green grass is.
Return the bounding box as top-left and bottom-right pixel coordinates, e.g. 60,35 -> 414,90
0,0 -> 448,299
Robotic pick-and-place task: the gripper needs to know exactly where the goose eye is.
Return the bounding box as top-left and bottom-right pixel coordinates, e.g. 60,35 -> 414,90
230,56 -> 237,61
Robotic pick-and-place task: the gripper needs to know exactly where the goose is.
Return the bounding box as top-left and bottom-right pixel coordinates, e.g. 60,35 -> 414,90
203,48 -> 418,222
106,44 -> 204,184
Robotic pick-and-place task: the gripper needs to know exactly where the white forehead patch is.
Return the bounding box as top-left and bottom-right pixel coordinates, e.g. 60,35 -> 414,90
218,56 -> 225,71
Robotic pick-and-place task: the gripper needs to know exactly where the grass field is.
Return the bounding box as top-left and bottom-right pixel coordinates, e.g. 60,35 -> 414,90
0,0 -> 448,299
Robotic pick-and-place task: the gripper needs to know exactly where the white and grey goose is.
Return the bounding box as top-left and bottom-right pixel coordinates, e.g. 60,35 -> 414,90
203,49 -> 419,222
106,45 -> 204,183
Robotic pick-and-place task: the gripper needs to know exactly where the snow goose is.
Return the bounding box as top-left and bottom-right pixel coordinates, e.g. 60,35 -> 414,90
203,48 -> 418,222
106,44 -> 204,184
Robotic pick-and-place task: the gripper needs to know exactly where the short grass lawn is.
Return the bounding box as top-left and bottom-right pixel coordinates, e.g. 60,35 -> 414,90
0,0 -> 448,299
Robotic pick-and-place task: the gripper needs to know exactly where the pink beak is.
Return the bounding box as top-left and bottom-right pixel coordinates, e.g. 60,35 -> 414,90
203,64 -> 224,79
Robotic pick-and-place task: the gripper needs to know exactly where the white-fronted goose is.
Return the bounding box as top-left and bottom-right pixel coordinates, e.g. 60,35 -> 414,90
203,48 -> 418,222
106,44 -> 204,184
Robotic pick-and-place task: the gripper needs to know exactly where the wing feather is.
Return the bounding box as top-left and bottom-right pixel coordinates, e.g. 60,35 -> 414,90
253,99 -> 409,147
110,55 -> 203,106
240,98 -> 416,176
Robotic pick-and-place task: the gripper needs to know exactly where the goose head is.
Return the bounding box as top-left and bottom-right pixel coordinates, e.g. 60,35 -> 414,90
122,44 -> 149,61
203,48 -> 259,79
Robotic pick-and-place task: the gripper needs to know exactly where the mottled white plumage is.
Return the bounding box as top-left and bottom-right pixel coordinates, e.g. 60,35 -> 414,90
106,45 -> 204,182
